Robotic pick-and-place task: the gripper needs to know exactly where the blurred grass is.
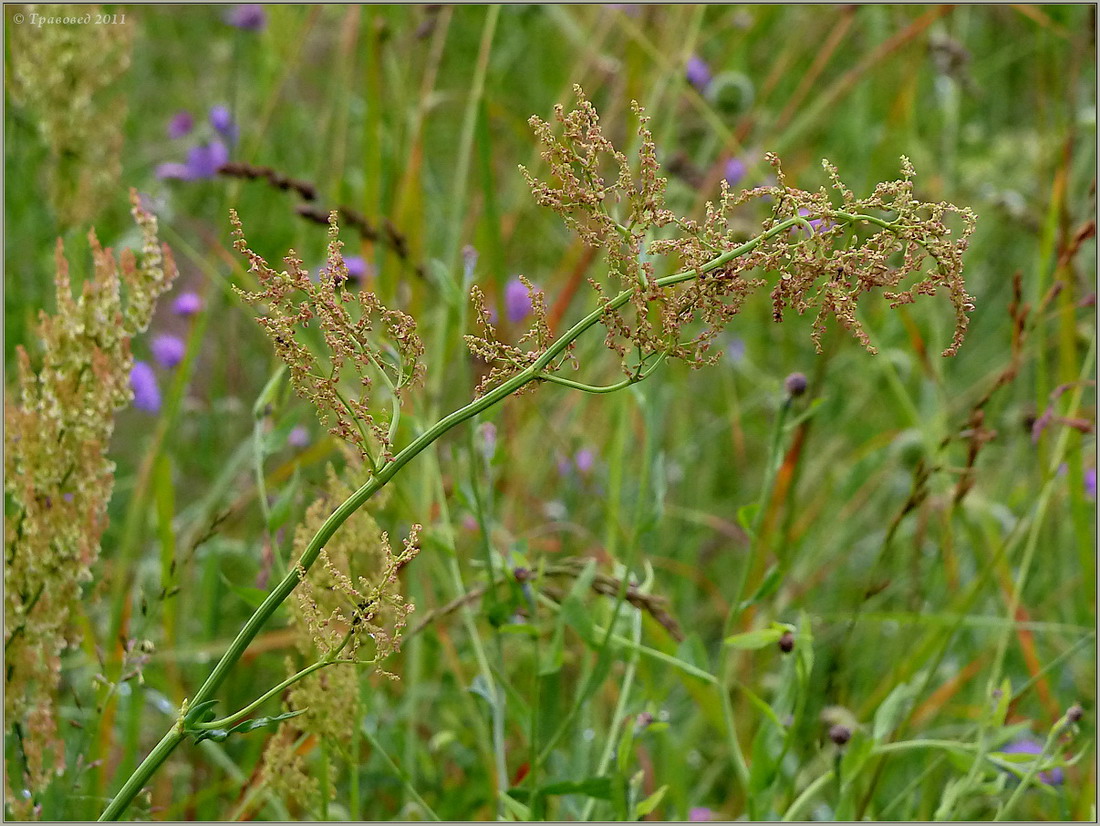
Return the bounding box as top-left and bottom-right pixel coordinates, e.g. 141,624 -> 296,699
4,3 -> 1096,821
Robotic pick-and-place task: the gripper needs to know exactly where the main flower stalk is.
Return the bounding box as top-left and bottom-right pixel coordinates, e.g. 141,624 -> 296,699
98,214 -> 823,820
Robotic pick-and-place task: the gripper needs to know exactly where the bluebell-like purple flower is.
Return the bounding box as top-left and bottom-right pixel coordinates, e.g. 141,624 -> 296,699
1085,468 -> 1096,499
344,256 -> 368,281
151,334 -> 186,369
689,807 -> 717,822
1001,738 -> 1064,785
505,278 -> 537,323
724,157 -> 746,187
155,162 -> 193,181
686,56 -> 712,91
131,362 -> 161,413
287,426 -> 310,448
157,141 -> 229,181
172,292 -> 203,317
226,4 -> 266,30
574,449 -> 595,475
557,449 -> 596,476
187,141 -> 229,178
167,110 -> 194,140
209,105 -> 239,144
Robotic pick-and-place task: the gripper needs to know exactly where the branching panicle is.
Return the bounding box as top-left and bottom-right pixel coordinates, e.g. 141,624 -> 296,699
233,213 -> 425,464
260,460 -> 418,807
473,88 -> 975,393
9,4 -> 132,227
4,191 -> 176,810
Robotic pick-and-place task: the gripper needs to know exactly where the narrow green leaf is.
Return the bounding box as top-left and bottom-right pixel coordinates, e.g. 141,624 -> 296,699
500,794 -> 532,821
266,473 -> 299,533
633,784 -> 668,818
227,708 -> 306,736
183,699 -> 219,727
737,682 -> 783,728
737,503 -> 760,537
724,623 -> 793,650
560,594 -> 595,646
539,616 -> 565,675
872,680 -> 919,742
738,563 -> 783,612
538,776 -> 613,799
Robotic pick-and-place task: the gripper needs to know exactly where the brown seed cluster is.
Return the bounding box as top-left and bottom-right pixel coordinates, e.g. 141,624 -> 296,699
233,213 -> 425,466
4,191 -> 176,813
471,87 -> 976,390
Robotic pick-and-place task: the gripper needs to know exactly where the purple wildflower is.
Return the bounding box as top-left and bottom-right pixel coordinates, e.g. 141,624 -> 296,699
155,162 -> 194,181
799,207 -> 826,233
1085,468 -> 1096,499
157,141 -> 229,181
287,426 -> 310,449
167,110 -> 194,140
689,808 -> 717,822
461,514 -> 479,532
784,372 -> 808,398
130,362 -> 161,413
686,55 -> 712,91
150,334 -> 186,369
724,157 -> 747,187
1001,738 -> 1064,785
477,422 -> 497,459
344,256 -> 368,281
225,4 -> 266,30
186,141 -> 229,178
172,292 -> 203,317
556,453 -> 571,477
574,449 -> 595,475
209,105 -> 239,144
505,277 -> 536,323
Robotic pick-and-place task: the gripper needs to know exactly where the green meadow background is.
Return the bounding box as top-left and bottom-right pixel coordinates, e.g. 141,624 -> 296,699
4,4 -> 1096,821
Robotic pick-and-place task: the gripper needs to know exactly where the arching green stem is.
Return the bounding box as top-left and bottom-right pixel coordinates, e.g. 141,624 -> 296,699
99,213 -> 825,820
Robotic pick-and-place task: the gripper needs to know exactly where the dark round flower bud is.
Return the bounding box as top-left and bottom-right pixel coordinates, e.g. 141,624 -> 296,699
778,631 -> 795,653
1067,704 -> 1084,724
513,567 -> 531,583
828,724 -> 851,747
784,372 -> 808,397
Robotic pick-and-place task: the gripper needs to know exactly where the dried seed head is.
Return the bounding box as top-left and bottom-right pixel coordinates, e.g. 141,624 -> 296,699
473,90 -> 976,394
233,212 -> 425,464
5,191 -> 177,804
